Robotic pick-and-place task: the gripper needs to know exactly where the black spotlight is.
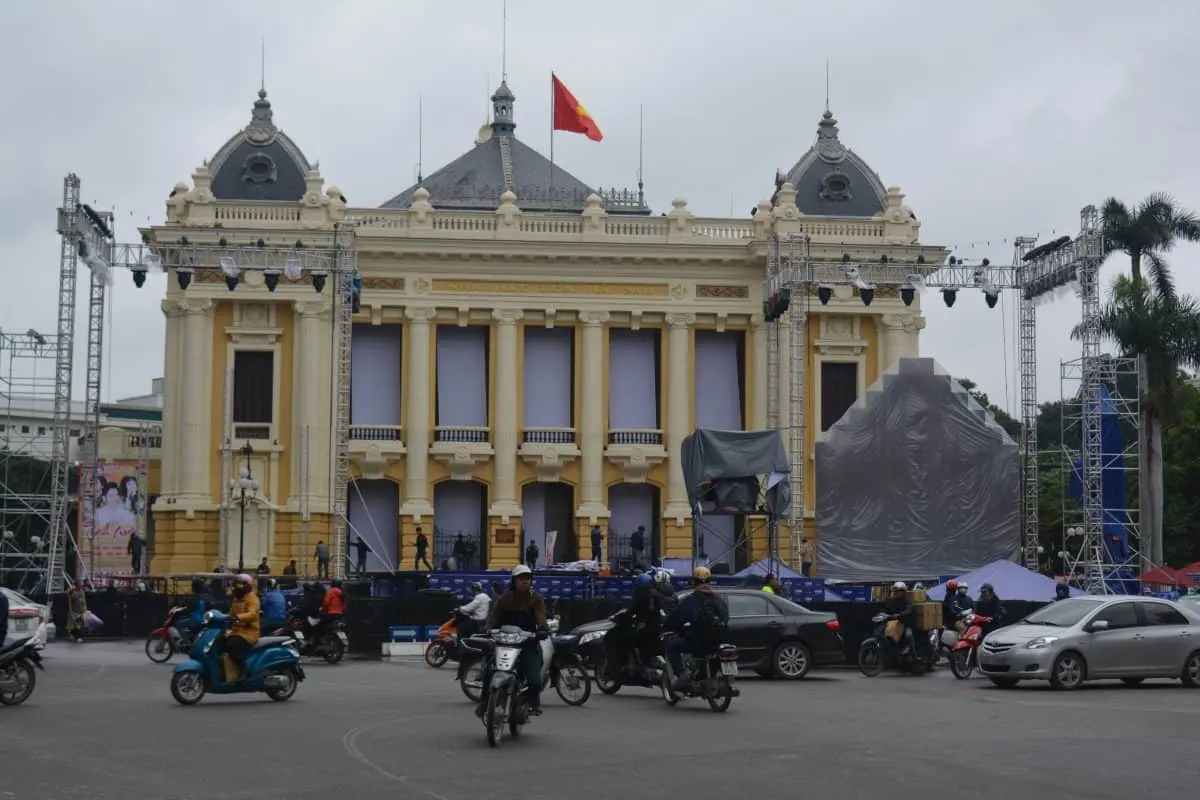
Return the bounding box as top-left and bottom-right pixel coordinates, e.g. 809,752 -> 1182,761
132,269 -> 147,288
256,238 -> 266,248
942,288 -> 958,308
224,274 -> 239,291
900,284 -> 915,306
880,254 -> 889,264
817,285 -> 833,305
842,253 -> 851,262
312,271 -> 327,293
218,237 -> 228,247
859,287 -> 875,306
176,268 -> 193,290
985,290 -> 999,309
264,270 -> 280,293
916,254 -> 926,265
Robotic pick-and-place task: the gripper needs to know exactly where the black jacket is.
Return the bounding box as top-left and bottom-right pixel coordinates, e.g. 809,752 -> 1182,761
975,594 -> 1002,620
884,595 -> 916,628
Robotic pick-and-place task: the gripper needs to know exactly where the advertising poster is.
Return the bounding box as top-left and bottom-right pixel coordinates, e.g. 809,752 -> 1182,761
78,461 -> 143,577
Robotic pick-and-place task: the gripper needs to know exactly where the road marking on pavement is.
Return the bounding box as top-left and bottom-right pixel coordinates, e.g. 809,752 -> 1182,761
342,713 -> 455,800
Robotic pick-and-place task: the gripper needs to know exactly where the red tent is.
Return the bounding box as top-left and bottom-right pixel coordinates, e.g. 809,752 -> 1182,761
1178,562 -> 1200,582
1140,565 -> 1198,588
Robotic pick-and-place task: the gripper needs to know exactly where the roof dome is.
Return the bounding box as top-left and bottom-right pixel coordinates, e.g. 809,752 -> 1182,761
775,110 -> 887,218
207,89 -> 312,202
381,81 -> 648,215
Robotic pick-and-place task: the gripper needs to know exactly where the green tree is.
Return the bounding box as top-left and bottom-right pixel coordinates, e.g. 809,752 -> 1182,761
954,377 -> 1021,439
1079,275 -> 1200,566
1161,384 -> 1200,565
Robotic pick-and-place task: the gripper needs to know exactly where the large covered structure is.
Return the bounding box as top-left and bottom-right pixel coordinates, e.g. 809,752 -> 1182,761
104,79 -> 942,577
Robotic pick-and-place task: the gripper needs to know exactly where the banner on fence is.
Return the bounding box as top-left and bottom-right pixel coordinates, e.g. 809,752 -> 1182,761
79,461 -> 143,577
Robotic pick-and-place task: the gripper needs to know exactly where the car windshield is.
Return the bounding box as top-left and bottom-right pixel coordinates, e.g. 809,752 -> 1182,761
1021,598 -> 1104,627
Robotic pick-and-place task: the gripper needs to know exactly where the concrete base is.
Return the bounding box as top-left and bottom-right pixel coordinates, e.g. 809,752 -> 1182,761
382,642 -> 426,658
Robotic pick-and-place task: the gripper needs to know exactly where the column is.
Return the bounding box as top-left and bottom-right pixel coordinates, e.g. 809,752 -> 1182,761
159,299 -> 184,497
402,307 -> 436,516
490,309 -> 523,519
664,312 -> 695,520
577,311 -> 609,519
179,299 -> 213,502
292,302 -> 323,507
880,313 -> 923,370
751,314 -> 768,430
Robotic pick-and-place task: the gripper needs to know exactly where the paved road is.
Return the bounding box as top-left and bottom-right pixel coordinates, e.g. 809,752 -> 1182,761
4,641 -> 1196,800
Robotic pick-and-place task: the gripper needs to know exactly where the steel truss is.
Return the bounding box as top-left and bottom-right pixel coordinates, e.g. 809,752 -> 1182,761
1059,355 -> 1140,593
763,209 -> 1112,583
0,331 -> 63,594
98,228 -> 357,581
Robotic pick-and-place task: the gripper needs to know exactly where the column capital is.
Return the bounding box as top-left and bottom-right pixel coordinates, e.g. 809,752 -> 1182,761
881,312 -> 925,333
665,312 -> 696,330
578,310 -> 610,327
492,308 -> 524,325
179,298 -> 214,317
293,300 -> 329,320
404,306 -> 438,323
749,313 -> 766,329
161,299 -> 185,318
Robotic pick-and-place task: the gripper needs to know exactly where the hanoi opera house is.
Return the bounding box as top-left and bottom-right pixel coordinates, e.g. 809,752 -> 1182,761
102,81 -> 945,576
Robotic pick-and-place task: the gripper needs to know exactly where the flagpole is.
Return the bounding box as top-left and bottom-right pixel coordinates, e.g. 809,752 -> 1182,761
549,72 -> 556,211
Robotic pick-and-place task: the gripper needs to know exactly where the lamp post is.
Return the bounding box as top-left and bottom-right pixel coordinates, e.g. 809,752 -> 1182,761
229,441 -> 259,573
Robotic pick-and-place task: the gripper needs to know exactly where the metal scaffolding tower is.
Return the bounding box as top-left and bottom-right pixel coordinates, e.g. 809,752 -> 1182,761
786,236 -> 811,571
1014,235 -> 1040,570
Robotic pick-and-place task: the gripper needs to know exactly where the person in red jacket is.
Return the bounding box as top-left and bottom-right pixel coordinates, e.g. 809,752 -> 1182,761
321,579 -> 346,616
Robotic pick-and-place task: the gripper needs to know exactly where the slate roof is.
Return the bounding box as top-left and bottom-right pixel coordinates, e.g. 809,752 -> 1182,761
775,110 -> 888,218
208,90 -> 312,203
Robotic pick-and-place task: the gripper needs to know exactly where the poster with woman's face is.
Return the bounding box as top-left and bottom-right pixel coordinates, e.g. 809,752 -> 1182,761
79,462 -> 142,576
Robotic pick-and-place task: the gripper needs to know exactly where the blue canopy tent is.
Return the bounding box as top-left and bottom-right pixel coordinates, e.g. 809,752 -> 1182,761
926,559 -> 1085,602
732,558 -> 804,579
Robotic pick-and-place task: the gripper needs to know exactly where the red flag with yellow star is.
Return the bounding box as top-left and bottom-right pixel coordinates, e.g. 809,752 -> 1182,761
551,74 -> 603,142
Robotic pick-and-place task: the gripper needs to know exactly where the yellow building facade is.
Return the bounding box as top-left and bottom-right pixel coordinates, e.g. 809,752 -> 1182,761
123,84 -> 945,576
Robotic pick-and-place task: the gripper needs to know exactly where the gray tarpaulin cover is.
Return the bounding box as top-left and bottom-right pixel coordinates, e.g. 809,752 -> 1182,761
681,429 -> 791,519
815,358 -> 1019,581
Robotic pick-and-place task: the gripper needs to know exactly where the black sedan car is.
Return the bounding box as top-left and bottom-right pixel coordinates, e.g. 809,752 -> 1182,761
570,588 -> 844,679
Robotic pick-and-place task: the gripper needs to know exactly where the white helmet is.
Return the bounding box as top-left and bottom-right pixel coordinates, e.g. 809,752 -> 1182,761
892,581 -> 908,591
511,564 -> 532,578
957,581 -> 969,591
653,570 -> 671,587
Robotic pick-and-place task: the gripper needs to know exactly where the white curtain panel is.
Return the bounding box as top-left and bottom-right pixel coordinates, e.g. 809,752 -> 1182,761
608,329 -> 658,430
433,480 -> 485,537
350,324 -> 403,426
521,482 -> 547,556
436,326 -> 488,426
694,331 -> 743,430
523,327 -> 573,428
608,483 -> 655,539
347,478 -> 400,571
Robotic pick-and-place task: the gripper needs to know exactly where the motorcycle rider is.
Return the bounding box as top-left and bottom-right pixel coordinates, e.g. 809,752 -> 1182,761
951,581 -> 974,632
883,581 -> 917,655
180,578 -> 212,640
457,582 -> 491,638
223,574 -> 261,682
476,564 -> 549,718
940,580 -> 959,631
260,579 -> 287,633
664,566 -> 729,691
975,583 -> 1002,634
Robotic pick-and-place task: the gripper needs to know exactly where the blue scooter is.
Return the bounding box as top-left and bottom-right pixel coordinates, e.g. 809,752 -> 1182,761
170,610 -> 306,706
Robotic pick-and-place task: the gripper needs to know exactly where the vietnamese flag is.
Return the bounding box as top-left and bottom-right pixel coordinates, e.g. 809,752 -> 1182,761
551,73 -> 603,142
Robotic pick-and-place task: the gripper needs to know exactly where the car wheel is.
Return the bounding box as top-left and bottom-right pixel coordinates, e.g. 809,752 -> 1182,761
772,641 -> 812,680
1180,650 -> 1200,688
1049,651 -> 1086,691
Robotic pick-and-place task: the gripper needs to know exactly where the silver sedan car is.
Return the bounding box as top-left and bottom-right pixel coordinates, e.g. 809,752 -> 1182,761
977,596 -> 1200,690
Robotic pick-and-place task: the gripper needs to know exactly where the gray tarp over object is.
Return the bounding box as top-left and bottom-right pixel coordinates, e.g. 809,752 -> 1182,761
815,358 -> 1020,582
680,429 -> 791,519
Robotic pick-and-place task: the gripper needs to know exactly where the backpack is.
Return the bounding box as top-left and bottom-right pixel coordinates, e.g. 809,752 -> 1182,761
695,596 -> 727,637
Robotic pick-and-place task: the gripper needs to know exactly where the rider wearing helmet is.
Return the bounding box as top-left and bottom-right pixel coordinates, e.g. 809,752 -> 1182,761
975,583 -> 1002,633
260,578 -> 287,634
224,573 -> 261,681
883,581 -> 917,654
478,565 -> 549,716
940,580 -> 959,629
457,581 -> 491,637
664,566 -> 729,690
951,581 -> 974,632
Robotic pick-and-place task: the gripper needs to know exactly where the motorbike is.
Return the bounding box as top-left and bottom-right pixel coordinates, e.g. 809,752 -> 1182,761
273,615 -> 347,664
464,626 -> 546,747
858,613 -> 935,676
949,613 -> 992,679
930,627 -> 958,665
659,630 -> 740,713
170,610 -> 306,706
594,608 -> 666,695
146,605 -> 196,664
459,618 -> 584,704
426,613 -> 477,668
0,634 -> 45,706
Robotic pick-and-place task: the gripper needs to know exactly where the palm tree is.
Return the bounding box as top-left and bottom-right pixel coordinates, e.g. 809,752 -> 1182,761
1077,276 -> 1200,567
1101,193 -> 1200,298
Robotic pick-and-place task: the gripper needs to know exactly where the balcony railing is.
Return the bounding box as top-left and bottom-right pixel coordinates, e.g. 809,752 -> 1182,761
232,423 -> 271,441
434,426 -> 490,444
522,427 -> 576,445
349,425 -> 404,443
608,429 -> 664,446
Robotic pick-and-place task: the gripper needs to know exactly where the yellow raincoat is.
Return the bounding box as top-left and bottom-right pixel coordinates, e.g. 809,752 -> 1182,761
227,590 -> 261,645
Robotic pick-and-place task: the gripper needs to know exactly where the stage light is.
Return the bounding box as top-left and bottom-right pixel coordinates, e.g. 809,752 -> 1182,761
842,253 -> 851,262
817,285 -> 833,305
916,254 -> 926,265
311,270 -> 328,293
264,268 -> 280,293
176,267 -> 193,290
132,268 -> 147,288
880,254 -> 889,264
283,258 -> 303,281
77,241 -> 110,283
859,287 -> 875,306
219,255 -> 240,291
942,288 -> 958,308
984,290 -> 999,309
900,284 -> 915,306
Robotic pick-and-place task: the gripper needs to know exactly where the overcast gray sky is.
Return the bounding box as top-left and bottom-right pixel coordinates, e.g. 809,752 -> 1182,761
2,0 -> 1198,416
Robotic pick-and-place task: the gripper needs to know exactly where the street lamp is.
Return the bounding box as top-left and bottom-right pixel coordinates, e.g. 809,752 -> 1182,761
229,441 -> 259,573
